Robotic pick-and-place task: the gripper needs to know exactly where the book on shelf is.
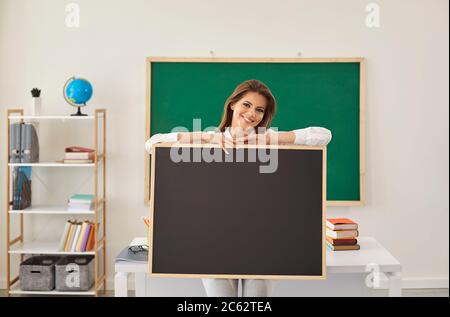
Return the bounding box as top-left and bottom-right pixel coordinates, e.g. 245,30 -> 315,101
63,159 -> 93,163
326,241 -> 360,251
70,223 -> 82,252
80,223 -> 92,251
69,194 -> 95,204
58,221 -> 72,251
326,228 -> 359,239
67,203 -> 94,211
75,222 -> 89,252
85,224 -> 96,251
326,218 -> 358,231
64,221 -> 77,251
62,146 -> 95,163
65,146 -> 95,153
59,220 -> 96,252
65,152 -> 95,160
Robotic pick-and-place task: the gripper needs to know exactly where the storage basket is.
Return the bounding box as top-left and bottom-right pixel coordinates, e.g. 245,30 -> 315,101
55,255 -> 94,291
19,256 -> 60,291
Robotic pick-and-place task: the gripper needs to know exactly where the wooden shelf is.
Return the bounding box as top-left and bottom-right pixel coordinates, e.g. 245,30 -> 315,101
9,241 -> 100,255
9,162 -> 95,167
8,158 -> 104,167
6,108 -> 106,296
9,155 -> 104,167
8,203 -> 103,215
9,282 -> 96,296
8,115 -> 96,120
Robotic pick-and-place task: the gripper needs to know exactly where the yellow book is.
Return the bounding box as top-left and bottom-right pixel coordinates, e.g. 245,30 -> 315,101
64,222 -> 76,252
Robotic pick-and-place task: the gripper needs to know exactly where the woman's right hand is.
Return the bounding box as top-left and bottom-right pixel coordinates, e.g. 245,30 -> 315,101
177,132 -> 233,154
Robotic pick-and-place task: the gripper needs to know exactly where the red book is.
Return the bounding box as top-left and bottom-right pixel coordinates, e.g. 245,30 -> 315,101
326,218 -> 358,231
326,237 -> 357,245
65,146 -> 95,153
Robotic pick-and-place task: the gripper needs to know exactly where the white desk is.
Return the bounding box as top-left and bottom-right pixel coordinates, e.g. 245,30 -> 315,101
114,237 -> 402,297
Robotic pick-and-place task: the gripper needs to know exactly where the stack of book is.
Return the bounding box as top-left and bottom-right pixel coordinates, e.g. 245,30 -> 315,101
58,220 -> 96,252
326,218 -> 360,251
63,146 -> 95,164
68,194 -> 95,211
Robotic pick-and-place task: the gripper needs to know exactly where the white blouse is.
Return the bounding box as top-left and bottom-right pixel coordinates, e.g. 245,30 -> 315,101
145,127 -> 332,154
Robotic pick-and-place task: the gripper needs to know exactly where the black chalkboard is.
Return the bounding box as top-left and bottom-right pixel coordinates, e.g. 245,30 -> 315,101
149,144 -> 326,279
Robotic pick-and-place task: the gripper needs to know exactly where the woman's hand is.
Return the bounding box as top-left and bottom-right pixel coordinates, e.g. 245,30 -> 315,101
177,132 -> 232,154
202,132 -> 233,154
234,131 -> 296,145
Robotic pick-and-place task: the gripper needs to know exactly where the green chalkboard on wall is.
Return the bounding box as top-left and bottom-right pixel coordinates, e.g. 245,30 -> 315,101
145,57 -> 365,206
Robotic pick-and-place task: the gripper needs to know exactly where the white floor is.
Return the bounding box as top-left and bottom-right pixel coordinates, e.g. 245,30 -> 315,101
1,288 -> 448,297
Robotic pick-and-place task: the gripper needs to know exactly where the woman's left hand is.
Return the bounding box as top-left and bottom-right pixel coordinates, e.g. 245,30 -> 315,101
234,131 -> 296,145
234,131 -> 275,145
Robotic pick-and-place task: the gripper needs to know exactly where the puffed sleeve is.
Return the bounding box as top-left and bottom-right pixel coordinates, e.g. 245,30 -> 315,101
292,127 -> 332,146
145,132 -> 179,154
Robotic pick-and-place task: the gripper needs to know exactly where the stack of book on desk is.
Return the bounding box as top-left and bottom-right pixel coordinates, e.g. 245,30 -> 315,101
326,218 -> 360,251
63,146 -> 95,164
68,194 -> 95,211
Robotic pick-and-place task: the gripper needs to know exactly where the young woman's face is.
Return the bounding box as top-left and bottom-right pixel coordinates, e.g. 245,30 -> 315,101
230,92 -> 267,130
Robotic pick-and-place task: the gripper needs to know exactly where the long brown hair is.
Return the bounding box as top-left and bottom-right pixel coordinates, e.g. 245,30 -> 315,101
218,79 -> 276,132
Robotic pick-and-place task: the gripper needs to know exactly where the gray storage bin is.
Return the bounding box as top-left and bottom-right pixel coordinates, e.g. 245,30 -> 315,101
20,256 -> 60,291
55,255 -> 94,291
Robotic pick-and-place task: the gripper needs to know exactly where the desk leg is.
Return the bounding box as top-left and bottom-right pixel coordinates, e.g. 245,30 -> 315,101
387,272 -> 402,297
114,272 -> 129,297
135,272 -> 147,297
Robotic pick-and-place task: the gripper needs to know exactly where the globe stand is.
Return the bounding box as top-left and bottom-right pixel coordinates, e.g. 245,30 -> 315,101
71,106 -> 88,116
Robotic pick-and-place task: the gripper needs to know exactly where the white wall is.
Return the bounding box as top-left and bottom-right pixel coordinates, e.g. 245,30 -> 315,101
1,0 -> 448,294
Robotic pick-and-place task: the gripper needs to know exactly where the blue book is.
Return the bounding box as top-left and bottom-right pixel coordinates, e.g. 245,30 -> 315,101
69,194 -> 95,204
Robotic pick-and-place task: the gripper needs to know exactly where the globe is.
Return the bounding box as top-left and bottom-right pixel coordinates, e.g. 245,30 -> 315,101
63,77 -> 93,116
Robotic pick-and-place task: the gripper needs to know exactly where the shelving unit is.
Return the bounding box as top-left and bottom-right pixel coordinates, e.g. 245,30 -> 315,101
5,109 -> 106,296
9,283 -> 96,296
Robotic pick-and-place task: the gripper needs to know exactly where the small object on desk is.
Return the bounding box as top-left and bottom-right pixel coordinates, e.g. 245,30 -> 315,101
326,228 -> 359,239
326,218 -> 358,231
326,218 -> 360,251
143,216 -> 151,228
326,241 -> 361,251
116,245 -> 148,263
326,237 -> 357,245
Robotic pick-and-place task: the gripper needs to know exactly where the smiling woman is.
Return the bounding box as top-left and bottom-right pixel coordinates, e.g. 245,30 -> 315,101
145,80 -> 332,154
218,80 -> 276,132
144,79 -> 332,297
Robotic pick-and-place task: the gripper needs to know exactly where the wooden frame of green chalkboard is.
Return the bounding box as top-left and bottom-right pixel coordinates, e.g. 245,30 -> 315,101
148,143 -> 327,280
145,57 -> 365,206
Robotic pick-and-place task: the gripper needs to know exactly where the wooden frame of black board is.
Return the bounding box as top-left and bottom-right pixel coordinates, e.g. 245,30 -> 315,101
148,143 -> 326,280
145,57 -> 365,207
